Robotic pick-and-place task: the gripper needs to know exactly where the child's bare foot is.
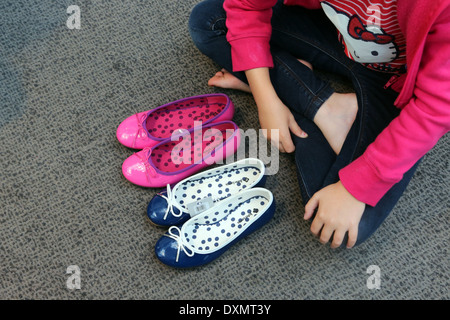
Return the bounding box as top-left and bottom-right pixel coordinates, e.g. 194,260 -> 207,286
314,93 -> 358,155
208,69 -> 251,93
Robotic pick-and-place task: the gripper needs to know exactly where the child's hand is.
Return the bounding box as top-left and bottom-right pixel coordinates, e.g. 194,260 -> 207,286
245,67 -> 307,153
258,96 -> 307,153
304,181 -> 366,248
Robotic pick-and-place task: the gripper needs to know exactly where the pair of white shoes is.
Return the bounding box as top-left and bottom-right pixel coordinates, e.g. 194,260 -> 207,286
147,158 -> 276,268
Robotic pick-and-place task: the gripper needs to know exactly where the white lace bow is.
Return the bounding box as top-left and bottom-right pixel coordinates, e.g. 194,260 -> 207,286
164,226 -> 195,262
159,184 -> 185,221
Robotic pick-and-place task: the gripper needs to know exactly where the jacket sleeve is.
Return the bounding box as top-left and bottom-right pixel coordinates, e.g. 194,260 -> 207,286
339,13 -> 450,207
224,0 -> 322,71
224,0 -> 278,72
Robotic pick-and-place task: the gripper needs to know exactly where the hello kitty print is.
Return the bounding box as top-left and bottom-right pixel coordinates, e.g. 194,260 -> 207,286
321,0 -> 407,74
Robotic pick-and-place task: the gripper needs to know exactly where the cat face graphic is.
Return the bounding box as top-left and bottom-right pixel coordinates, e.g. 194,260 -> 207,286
321,2 -> 398,63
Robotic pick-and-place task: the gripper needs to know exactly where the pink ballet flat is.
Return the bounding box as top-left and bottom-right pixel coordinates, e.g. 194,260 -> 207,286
122,121 -> 241,188
116,93 -> 234,149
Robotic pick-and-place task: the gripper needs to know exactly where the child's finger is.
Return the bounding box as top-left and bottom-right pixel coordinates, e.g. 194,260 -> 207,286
281,135 -> 295,153
289,118 -> 308,138
304,192 -> 319,220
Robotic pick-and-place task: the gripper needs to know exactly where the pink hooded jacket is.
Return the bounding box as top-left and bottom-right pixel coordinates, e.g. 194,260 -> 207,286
224,0 -> 450,206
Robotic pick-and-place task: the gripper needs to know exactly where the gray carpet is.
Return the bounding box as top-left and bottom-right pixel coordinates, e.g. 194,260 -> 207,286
0,0 -> 448,300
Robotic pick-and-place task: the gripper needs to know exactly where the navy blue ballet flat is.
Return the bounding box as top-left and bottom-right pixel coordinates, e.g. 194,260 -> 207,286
147,158 -> 267,227
154,188 -> 275,268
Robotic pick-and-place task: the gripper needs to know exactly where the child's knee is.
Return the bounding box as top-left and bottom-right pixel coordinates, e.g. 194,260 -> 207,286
189,0 -> 226,48
189,0 -> 224,33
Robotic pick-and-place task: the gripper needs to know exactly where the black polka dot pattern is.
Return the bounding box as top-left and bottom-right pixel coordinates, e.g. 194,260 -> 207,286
149,122 -> 236,173
182,195 -> 270,253
145,96 -> 227,139
174,166 -> 262,209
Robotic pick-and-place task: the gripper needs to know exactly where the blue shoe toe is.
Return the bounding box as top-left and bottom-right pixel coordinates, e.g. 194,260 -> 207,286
147,191 -> 189,226
154,235 -> 179,267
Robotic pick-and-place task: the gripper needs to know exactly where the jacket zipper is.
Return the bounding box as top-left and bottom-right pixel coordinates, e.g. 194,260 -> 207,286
384,74 -> 400,89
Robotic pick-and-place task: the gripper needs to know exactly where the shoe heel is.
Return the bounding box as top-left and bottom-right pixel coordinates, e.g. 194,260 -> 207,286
255,175 -> 267,188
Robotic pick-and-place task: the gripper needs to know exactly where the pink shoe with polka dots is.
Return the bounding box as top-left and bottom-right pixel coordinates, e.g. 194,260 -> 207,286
116,93 -> 234,149
122,121 -> 241,188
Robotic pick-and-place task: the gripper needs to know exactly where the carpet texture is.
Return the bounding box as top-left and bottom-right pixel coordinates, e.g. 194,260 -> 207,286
0,0 -> 448,300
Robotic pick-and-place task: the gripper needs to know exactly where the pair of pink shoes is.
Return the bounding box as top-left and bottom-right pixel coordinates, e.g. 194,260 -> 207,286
117,94 -> 241,188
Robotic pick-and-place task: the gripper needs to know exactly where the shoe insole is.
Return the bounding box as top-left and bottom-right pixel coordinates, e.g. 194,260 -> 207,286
174,166 -> 262,208
183,195 -> 270,252
145,95 -> 227,139
149,122 -> 237,173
